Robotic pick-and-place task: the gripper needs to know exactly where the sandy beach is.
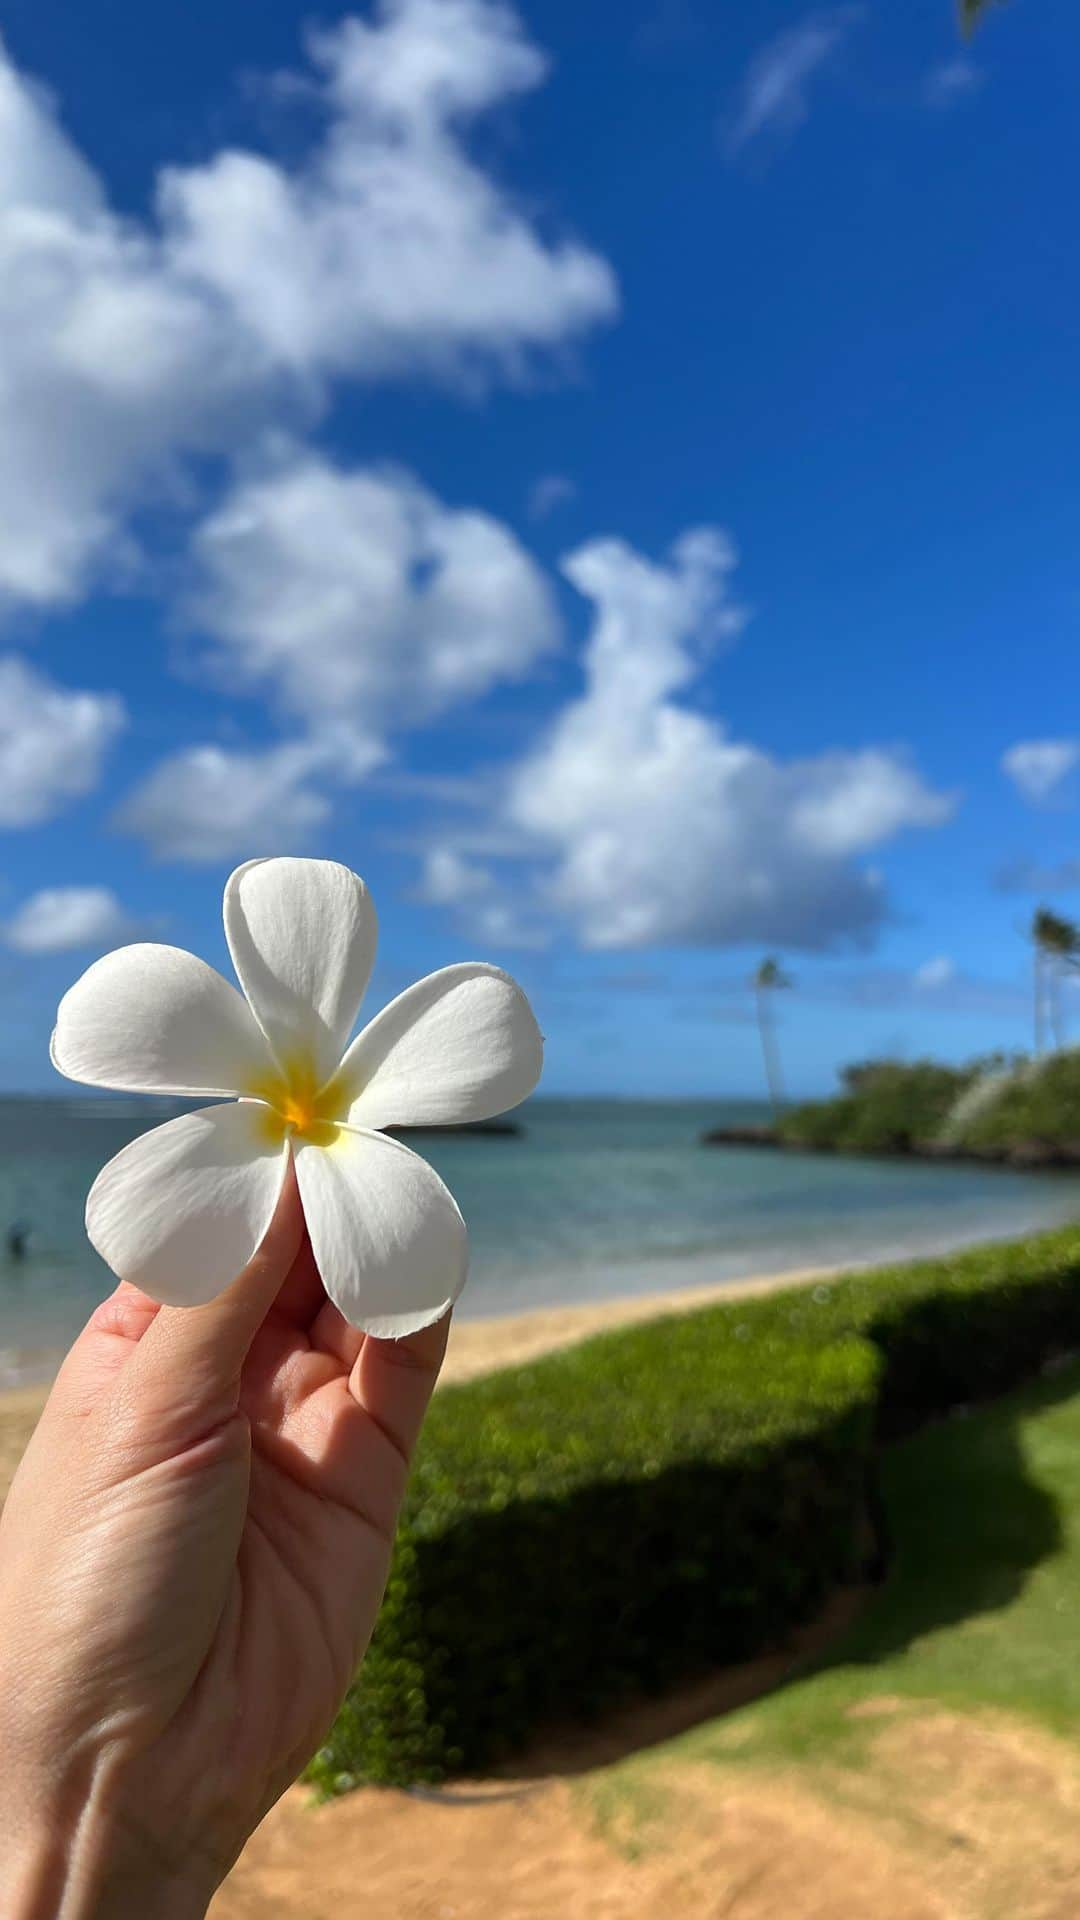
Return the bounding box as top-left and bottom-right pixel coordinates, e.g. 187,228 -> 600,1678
0,1262 -> 835,1505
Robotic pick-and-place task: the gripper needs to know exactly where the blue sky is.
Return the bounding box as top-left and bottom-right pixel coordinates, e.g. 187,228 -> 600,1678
0,0 -> 1076,1096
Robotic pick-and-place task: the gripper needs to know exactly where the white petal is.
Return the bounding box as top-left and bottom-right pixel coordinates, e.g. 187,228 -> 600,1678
224,858 -> 377,1087
86,1102 -> 288,1306
52,943 -> 273,1097
294,1125 -> 467,1337
341,963 -> 543,1130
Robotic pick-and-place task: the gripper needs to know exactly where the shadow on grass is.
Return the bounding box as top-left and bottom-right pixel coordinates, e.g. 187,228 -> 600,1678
815,1362 -> 1071,1680
498,1364 -> 1075,1780
416,1422 -> 869,1782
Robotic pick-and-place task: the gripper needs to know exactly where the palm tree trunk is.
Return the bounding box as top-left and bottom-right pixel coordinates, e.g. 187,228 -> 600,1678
1051,962 -> 1065,1053
1034,948 -> 1046,1058
756,984 -> 785,1123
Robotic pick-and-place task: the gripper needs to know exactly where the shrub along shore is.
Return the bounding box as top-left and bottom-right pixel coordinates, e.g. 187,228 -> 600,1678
705,1053 -> 1080,1168
308,1220 -> 1080,1795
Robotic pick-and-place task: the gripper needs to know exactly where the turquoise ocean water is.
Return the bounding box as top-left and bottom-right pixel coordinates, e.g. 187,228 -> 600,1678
1,1095 -> 1078,1382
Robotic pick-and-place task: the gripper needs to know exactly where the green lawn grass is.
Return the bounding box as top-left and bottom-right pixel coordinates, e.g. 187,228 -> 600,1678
661,1356 -> 1080,1775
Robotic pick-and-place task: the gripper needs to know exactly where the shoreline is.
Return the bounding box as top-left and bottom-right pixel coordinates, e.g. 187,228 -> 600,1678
702,1124 -> 1080,1174
5,1194 -> 1076,1501
439,1259 -> 838,1384
0,1260 -> 839,1504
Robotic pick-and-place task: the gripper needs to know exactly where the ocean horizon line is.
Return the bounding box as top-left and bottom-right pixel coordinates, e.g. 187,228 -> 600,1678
0,1089 -> 786,1109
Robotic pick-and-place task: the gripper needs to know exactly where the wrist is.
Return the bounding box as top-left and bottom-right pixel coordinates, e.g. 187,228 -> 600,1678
0,1673 -> 222,1920
2,1785 -> 217,1920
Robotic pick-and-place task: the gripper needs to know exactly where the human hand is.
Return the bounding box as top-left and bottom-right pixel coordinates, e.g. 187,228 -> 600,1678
0,1167 -> 447,1919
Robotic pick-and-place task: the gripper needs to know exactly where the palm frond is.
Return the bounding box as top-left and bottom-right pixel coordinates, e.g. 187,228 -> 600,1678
959,0 -> 1006,33
754,956 -> 793,991
1032,907 -> 1080,960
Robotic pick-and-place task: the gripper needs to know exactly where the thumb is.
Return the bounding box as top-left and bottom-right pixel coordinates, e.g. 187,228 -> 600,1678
116,1161 -> 305,1445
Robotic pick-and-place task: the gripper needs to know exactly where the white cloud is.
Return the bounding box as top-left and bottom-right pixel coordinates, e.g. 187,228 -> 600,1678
527,473 -> 577,520
0,38 -> 263,613
727,10 -> 859,153
414,842 -> 546,944
162,2 -> 616,386
115,740 -> 332,865
417,846 -> 494,904
493,530 -> 952,951
0,657 -> 125,826
467,899 -> 550,947
914,954 -> 956,991
923,57 -> 982,109
0,2 -> 615,615
188,446 -> 560,755
1001,738 -> 1080,805
791,750 -> 952,855
5,886 -> 136,953
122,439 -> 559,864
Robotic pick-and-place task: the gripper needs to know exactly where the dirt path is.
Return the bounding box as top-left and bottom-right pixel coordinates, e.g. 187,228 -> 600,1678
211,1770 -> 944,1920
212,1707 -> 1080,1920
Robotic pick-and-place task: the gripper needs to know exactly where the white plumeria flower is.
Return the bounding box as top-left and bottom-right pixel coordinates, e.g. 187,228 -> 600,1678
51,858 -> 543,1338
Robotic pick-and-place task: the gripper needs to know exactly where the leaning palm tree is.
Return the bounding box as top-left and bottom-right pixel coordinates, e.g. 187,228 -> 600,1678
1030,908 -> 1080,1055
753,956 -> 792,1123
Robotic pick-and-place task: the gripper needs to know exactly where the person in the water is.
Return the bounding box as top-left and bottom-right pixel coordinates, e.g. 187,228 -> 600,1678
5,1221 -> 28,1261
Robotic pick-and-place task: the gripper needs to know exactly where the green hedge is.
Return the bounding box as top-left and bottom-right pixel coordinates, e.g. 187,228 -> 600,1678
738,1222 -> 1080,1435
307,1222 -> 1080,1794
310,1328 -> 880,1790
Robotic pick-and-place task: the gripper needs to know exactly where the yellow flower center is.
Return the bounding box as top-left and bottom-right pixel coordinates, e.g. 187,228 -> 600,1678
247,1058 -> 349,1149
